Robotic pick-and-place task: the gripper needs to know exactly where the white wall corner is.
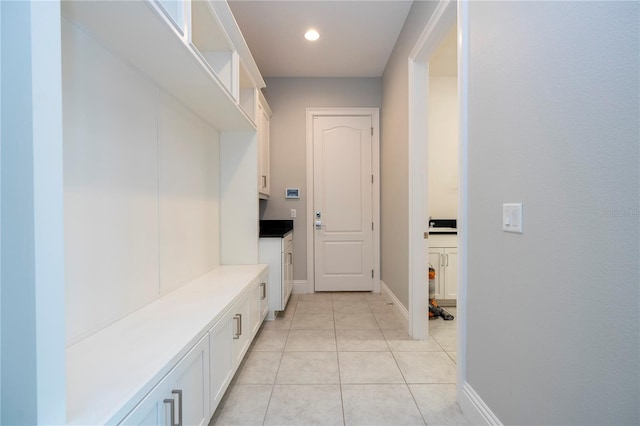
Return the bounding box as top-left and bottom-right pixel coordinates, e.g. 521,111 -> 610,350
292,280 -> 310,294
460,382 -> 503,426
380,280 -> 409,330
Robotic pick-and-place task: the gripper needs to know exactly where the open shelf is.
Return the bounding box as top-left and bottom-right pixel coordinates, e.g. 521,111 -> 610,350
62,0 -> 254,131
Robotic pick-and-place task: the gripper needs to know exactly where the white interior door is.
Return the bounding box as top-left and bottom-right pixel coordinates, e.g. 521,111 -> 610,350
313,115 -> 373,291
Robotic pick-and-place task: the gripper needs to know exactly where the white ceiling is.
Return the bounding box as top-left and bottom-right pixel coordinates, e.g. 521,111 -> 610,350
228,0 -> 414,78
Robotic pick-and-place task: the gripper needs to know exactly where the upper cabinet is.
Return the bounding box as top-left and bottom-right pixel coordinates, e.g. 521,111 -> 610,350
258,93 -> 272,199
62,0 -> 265,131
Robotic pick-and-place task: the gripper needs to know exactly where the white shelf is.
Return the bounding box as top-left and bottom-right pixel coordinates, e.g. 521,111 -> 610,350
62,0 -> 255,131
66,264 -> 268,425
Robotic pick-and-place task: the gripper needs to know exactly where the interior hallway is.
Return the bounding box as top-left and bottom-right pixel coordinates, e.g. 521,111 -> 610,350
210,292 -> 465,425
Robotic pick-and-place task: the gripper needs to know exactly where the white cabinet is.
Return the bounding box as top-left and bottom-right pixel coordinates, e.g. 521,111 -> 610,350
251,279 -> 269,336
259,232 -> 293,320
429,234 -> 458,304
208,271 -> 267,417
208,312 -> 234,418
258,94 -> 272,199
120,334 -> 210,426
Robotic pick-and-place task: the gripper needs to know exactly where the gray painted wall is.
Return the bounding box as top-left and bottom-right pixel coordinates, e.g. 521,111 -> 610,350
380,1 -> 437,307
262,77 -> 382,282
466,2 -> 639,424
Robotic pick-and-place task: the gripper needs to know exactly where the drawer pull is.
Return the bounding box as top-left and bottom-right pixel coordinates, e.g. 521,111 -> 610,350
164,397 -> 176,426
233,314 -> 242,339
172,390 -> 183,426
260,282 -> 266,300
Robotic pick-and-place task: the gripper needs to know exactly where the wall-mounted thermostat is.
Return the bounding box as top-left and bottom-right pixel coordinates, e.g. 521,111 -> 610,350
285,188 -> 300,199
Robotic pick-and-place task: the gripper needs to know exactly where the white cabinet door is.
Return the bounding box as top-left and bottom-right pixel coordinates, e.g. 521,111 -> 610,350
428,251 -> 444,299
120,335 -> 210,426
209,313 -> 234,417
283,239 -> 293,307
443,248 -> 457,300
259,279 -> 269,323
258,98 -> 271,198
250,273 -> 269,336
232,295 -> 252,366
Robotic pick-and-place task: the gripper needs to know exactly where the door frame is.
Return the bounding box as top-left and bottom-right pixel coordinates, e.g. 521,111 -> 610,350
305,108 -> 380,294
407,0 -> 467,395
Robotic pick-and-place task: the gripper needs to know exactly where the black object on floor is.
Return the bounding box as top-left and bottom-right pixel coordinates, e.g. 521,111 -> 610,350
429,302 -> 455,321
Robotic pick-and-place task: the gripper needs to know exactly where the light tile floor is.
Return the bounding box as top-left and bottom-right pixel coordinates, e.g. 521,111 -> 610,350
210,292 -> 467,426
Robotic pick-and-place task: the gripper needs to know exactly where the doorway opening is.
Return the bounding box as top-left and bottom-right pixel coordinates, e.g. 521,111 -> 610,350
407,0 -> 468,399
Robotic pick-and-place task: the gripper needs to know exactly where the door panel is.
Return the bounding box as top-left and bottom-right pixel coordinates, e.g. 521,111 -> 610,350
314,116 -> 373,291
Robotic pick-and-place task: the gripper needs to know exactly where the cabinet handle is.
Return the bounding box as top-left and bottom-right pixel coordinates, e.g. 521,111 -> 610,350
172,390 -> 183,426
288,252 -> 292,264
262,175 -> 267,188
164,397 -> 176,426
445,254 -> 449,267
233,314 -> 241,339
260,282 -> 266,300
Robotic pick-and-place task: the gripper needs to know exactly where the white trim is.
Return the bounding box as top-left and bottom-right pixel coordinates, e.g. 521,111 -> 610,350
460,382 -> 503,426
292,280 -> 310,294
456,0 -> 470,399
305,108 -> 381,294
407,0 -> 457,341
380,280 -> 409,331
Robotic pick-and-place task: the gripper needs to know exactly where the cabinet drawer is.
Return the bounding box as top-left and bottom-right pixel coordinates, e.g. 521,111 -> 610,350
120,334 -> 210,426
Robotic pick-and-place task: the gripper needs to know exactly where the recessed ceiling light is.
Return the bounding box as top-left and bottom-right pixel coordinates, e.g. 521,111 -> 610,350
304,29 -> 320,41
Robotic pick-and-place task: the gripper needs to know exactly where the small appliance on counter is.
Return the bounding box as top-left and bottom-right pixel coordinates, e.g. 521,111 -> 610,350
259,220 -> 294,319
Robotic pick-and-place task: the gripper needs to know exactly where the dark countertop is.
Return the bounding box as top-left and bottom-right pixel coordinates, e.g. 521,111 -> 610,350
259,220 -> 294,238
428,218 -> 457,234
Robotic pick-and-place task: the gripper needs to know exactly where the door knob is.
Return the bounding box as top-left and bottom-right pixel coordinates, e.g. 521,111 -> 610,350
315,220 -> 322,229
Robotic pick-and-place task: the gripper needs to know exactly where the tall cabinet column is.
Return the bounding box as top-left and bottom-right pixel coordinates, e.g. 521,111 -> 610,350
0,1 -> 66,424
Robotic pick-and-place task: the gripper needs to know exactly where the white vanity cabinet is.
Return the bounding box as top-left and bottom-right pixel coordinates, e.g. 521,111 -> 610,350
429,233 -> 458,304
259,231 -> 293,319
258,94 -> 272,199
120,334 -> 210,426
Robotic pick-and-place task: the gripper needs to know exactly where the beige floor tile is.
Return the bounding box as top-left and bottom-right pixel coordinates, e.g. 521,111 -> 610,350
210,384 -> 272,426
299,292 -> 333,302
373,311 -> 406,330
383,330 -> 444,352
279,300 -> 297,319
409,384 -> 469,425
264,385 -> 344,426
393,352 -> 456,384
331,292 -> 368,301
276,351 -> 340,384
448,352 -> 457,364
333,300 -> 372,314
291,313 -> 335,330
342,384 -> 425,425
233,351 -> 281,385
285,329 -> 337,351
260,318 -> 292,331
335,312 -> 379,330
430,328 -> 457,352
296,300 -> 334,314
336,329 -> 389,352
339,352 -> 404,384
250,329 -> 289,351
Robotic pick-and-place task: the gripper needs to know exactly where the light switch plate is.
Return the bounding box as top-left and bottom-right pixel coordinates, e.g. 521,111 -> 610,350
503,203 -> 523,233
291,209 -> 296,218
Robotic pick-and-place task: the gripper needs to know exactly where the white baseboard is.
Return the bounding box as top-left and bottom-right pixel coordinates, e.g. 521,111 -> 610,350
380,280 -> 409,330
292,280 -> 310,294
460,381 -> 502,426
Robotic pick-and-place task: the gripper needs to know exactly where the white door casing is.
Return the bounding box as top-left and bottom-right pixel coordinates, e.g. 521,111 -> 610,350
306,109 -> 380,293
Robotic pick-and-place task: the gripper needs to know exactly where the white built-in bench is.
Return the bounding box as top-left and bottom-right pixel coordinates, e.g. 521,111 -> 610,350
66,264 -> 269,425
